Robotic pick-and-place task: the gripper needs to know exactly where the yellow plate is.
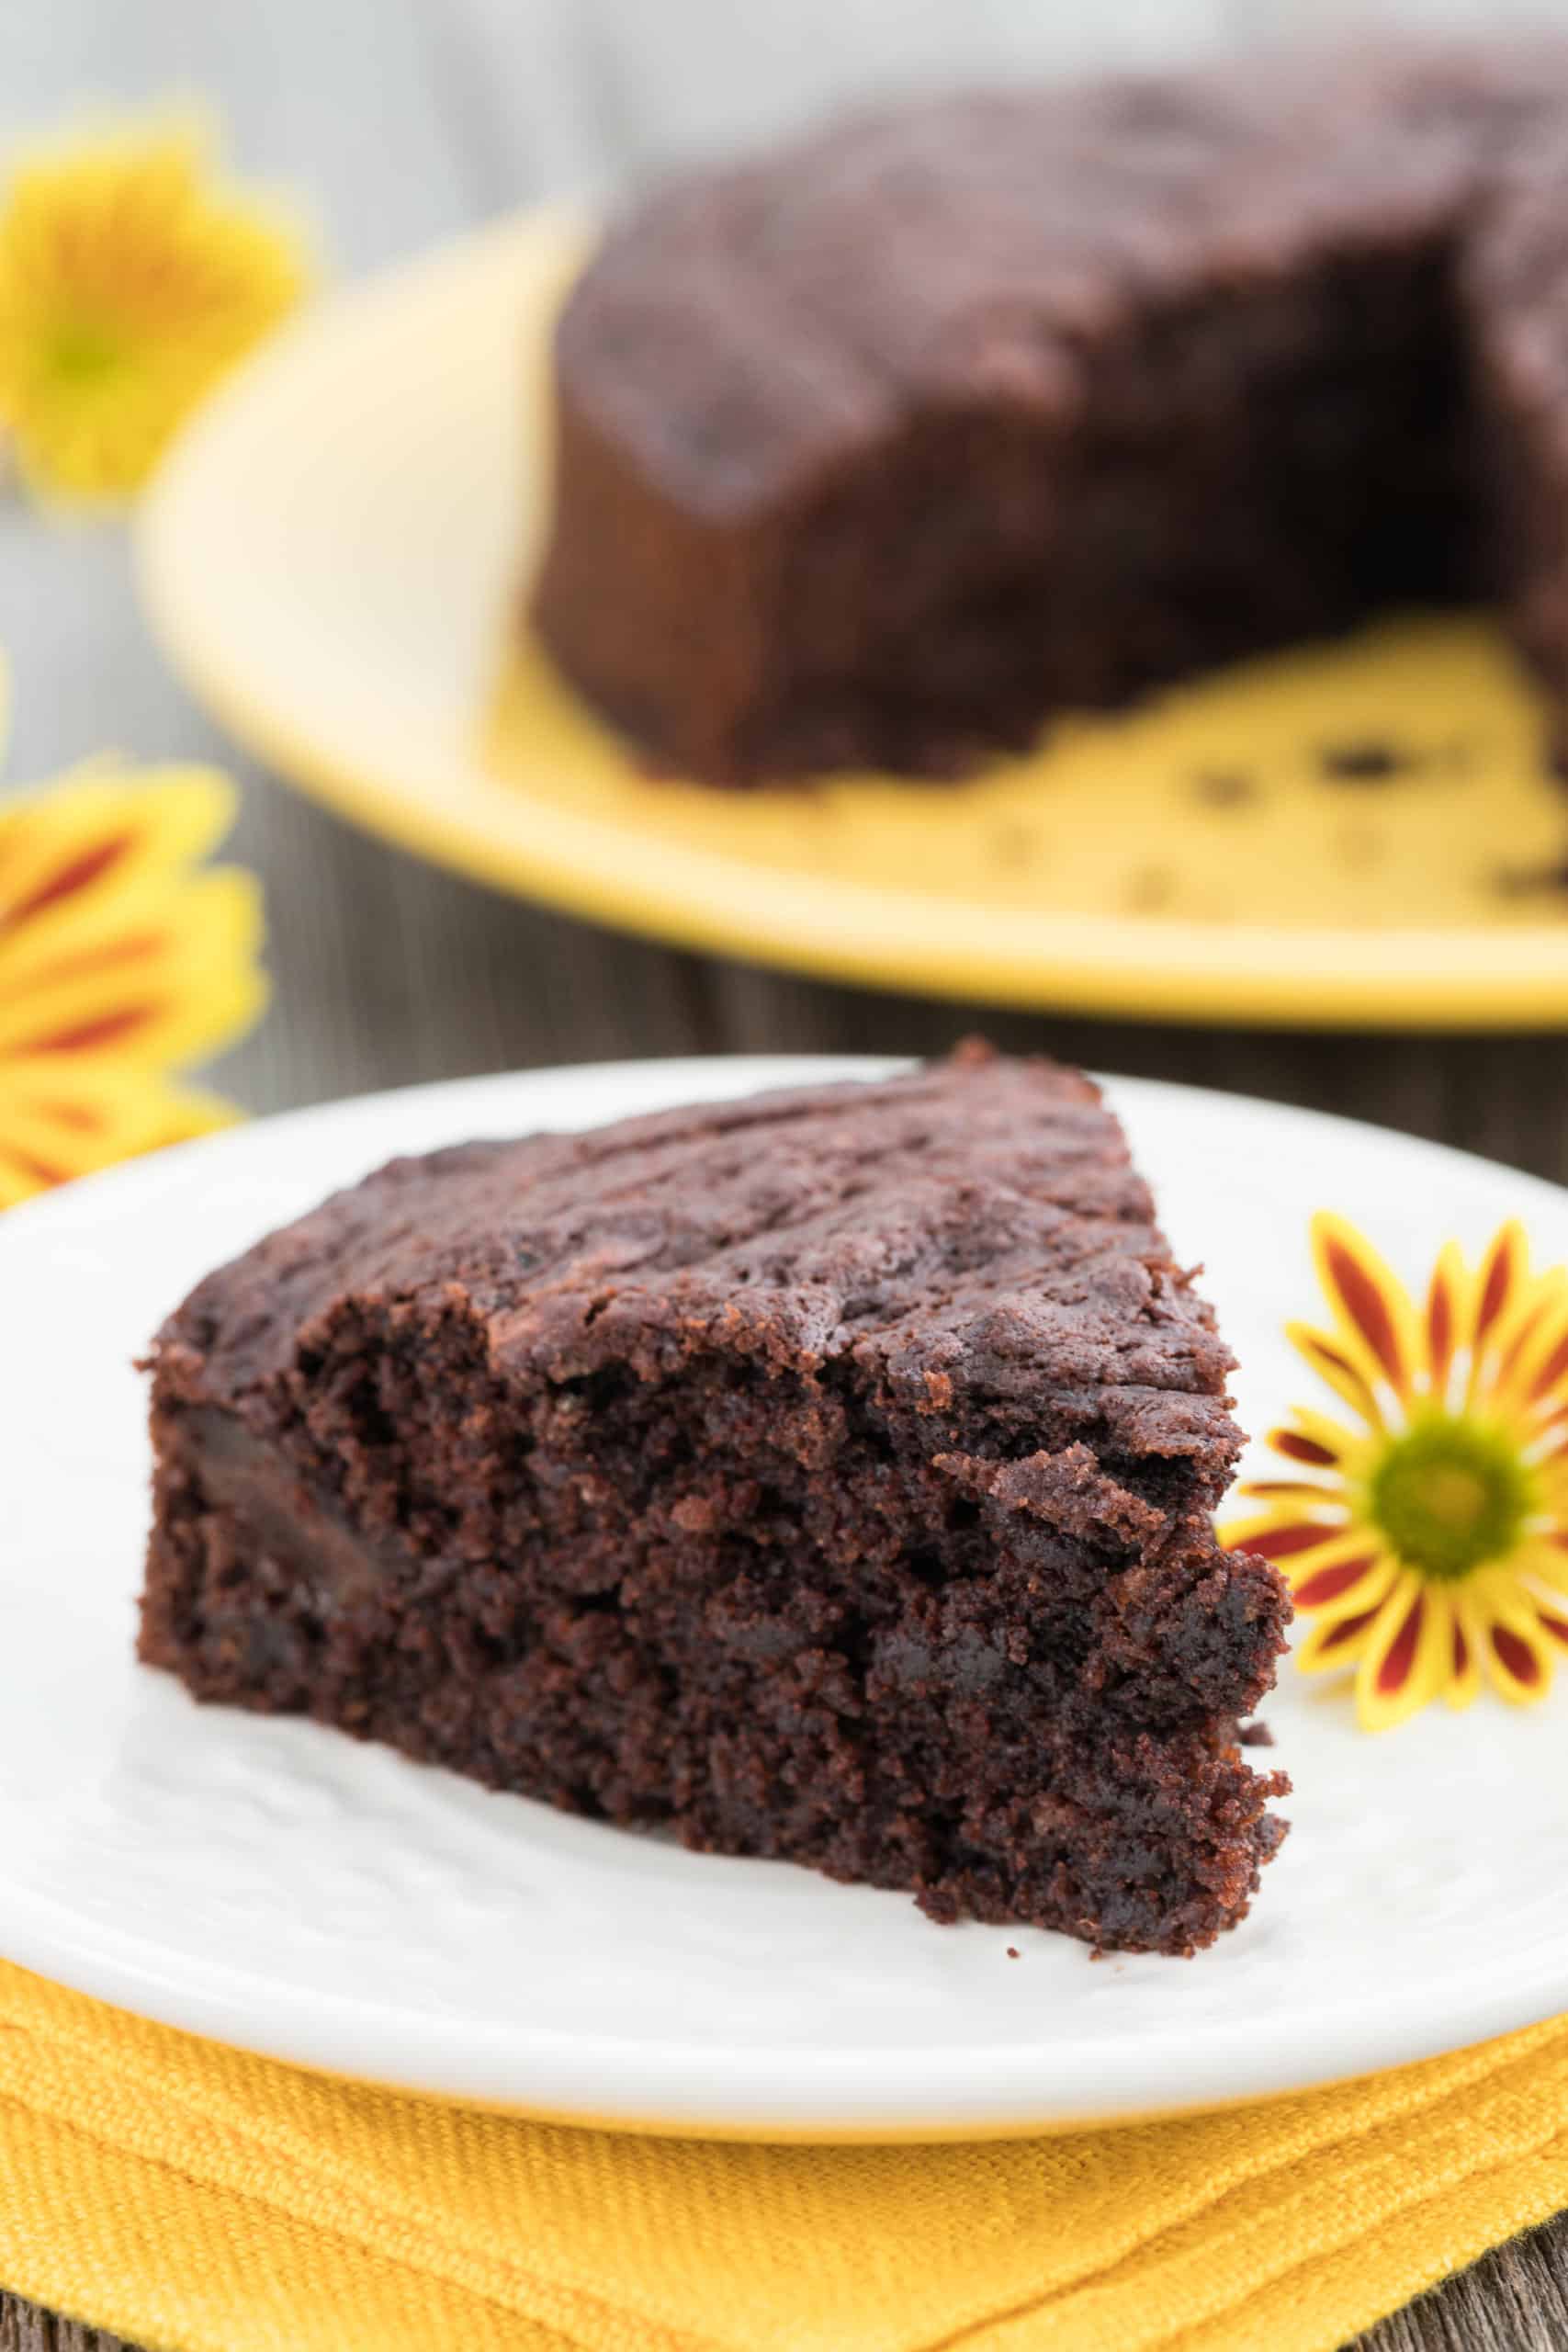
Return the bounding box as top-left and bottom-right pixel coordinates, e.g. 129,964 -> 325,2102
139,209 -> 1568,1030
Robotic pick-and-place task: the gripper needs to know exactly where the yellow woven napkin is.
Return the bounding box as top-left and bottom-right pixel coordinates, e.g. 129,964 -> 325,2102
1,1961 -> 1565,2352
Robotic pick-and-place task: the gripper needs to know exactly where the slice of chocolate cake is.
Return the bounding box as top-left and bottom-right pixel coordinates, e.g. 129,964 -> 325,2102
140,1047 -> 1289,1955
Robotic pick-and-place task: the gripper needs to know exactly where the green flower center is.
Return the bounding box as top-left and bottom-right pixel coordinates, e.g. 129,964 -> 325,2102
47,322 -> 125,387
1367,1412 -> 1535,1580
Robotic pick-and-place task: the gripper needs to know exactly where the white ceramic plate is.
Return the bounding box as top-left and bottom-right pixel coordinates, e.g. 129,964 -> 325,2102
5,1056 -> 1568,2139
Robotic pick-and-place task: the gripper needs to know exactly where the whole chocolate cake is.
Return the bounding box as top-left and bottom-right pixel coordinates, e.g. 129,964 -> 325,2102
140,1047 -> 1290,1955
532,40 -> 1568,784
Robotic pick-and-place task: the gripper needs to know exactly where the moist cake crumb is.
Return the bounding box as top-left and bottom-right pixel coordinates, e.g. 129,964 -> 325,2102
139,1046 -> 1290,1954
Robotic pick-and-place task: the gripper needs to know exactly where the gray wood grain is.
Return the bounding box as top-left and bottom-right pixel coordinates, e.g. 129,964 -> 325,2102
6,1 -> 1568,2346
7,2218 -> 1562,2352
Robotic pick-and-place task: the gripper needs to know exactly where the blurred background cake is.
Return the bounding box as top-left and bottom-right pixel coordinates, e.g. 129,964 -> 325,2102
534,40 -> 1568,785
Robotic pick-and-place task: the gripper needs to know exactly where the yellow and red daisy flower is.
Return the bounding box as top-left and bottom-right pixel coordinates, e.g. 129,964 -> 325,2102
1224,1213 -> 1568,1730
0,762 -> 265,1206
0,117 -> 310,501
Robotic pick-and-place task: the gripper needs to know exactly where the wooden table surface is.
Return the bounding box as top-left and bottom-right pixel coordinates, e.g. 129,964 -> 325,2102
7,1 -> 1568,2345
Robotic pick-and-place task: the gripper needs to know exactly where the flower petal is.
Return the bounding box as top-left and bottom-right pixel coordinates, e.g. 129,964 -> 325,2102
1233,1478 -> 1345,1504
1286,1323 -> 1388,1433
1262,1408 -> 1369,1474
1518,1535 -> 1568,1599
1480,1268 -> 1568,1418
1265,1429 -> 1339,1466
1355,1575 -> 1451,1732
1232,1526 -> 1397,1613
0,767 -> 237,952
1220,1513 -> 1344,1566
1525,1316 -> 1568,1412
1294,1599 -> 1386,1675
1424,1240 -> 1468,1407
0,1055 -> 239,1204
1491,1296 -> 1556,1411
1529,1415 -> 1568,1470
1478,1604 -> 1554,1706
1531,1599 -> 1568,1651
1292,1551 -> 1393,1613
0,865 -> 265,1069
1466,1221 -> 1531,1403
1312,1211 -> 1416,1404
1445,1596 -> 1483,1711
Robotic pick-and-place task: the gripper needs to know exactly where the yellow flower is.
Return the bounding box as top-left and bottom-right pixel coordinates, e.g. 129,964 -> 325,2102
1224,1214 -> 1568,1731
0,762 -> 266,1206
0,117 -> 309,500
